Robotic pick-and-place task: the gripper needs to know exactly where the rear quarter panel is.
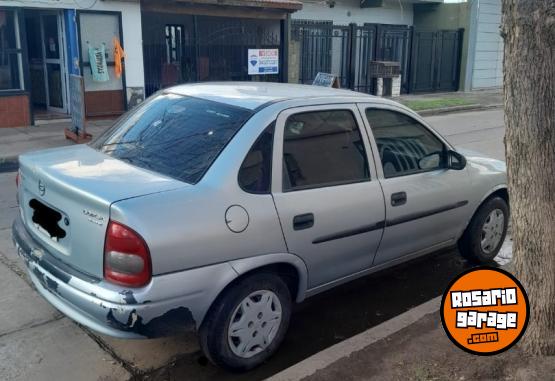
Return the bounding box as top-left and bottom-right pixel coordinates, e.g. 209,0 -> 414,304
109,107 -> 289,276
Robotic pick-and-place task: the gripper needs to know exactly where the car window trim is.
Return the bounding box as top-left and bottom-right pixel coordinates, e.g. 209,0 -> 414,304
357,103 -> 453,180
272,104 -> 377,194
283,178 -> 370,193
237,122 -> 276,195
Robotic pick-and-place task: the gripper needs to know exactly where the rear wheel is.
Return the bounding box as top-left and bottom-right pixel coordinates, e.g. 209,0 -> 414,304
199,273 -> 292,372
458,196 -> 509,263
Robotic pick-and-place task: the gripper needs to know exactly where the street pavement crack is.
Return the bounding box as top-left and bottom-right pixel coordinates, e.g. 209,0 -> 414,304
0,316 -> 65,339
0,249 -> 31,286
80,326 -> 145,379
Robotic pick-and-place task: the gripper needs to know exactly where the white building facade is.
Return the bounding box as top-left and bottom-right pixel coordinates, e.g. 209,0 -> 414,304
0,0 -> 144,127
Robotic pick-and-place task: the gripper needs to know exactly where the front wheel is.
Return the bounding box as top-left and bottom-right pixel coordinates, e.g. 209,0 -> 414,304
199,273 -> 292,372
458,196 -> 509,263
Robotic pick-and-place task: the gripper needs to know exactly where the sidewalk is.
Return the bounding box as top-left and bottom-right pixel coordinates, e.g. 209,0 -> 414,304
275,309 -> 554,381
0,170 -> 201,380
0,120 -> 114,172
268,242 -> 538,381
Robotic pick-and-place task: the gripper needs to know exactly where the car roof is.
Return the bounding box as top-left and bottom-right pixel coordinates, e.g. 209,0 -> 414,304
166,82 -> 396,111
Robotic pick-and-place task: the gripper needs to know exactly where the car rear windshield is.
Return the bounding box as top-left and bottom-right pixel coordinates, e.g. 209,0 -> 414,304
91,93 -> 253,184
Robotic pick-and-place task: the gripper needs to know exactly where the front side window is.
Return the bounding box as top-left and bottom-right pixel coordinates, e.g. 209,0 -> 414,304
238,123 -> 274,194
365,109 -> 445,178
0,10 -> 23,91
92,93 -> 252,184
282,110 -> 370,191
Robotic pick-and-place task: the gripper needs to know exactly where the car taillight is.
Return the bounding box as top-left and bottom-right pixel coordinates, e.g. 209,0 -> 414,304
104,220 -> 151,288
15,171 -> 20,188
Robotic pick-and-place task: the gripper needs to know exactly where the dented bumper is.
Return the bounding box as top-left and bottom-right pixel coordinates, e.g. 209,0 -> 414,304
12,215 -> 239,339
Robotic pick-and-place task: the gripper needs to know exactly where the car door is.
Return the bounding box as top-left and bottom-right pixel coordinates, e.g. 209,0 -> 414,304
271,104 -> 385,289
358,104 -> 471,265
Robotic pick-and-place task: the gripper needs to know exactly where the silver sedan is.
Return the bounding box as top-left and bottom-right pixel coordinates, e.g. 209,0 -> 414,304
12,83 -> 508,371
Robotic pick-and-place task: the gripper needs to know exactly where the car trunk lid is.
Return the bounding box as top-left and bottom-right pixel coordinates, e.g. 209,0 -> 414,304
18,144 -> 186,278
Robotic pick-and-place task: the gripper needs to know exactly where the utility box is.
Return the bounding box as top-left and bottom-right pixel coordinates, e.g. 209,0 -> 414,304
369,61 -> 401,97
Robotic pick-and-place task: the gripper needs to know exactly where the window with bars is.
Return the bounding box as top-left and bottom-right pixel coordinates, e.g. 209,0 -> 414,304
0,9 -> 23,91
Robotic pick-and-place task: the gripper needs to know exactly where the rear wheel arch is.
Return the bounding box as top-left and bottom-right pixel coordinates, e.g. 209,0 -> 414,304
227,254 -> 308,303
232,263 -> 300,301
198,255 -> 307,328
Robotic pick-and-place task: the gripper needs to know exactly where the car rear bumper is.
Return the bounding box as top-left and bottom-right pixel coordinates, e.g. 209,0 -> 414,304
12,215 -> 238,339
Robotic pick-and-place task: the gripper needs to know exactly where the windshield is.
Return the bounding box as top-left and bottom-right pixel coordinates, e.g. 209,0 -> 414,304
91,93 -> 253,184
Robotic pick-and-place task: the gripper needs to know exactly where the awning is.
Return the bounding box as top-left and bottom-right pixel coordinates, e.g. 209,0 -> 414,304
142,0 -> 302,19
174,0 -> 302,11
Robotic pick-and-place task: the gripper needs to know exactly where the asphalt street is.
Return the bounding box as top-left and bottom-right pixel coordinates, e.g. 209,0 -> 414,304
0,108 -> 505,381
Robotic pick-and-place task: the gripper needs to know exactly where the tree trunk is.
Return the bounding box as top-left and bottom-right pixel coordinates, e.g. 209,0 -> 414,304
501,0 -> 555,355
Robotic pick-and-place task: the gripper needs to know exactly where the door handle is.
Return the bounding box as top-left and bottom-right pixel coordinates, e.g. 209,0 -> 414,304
391,192 -> 407,206
293,213 -> 314,231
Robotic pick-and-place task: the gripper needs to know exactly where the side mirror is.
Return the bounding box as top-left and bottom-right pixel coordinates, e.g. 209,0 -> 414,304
447,150 -> 467,170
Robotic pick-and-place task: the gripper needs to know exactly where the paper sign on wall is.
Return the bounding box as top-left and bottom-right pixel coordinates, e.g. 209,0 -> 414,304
248,49 -> 279,75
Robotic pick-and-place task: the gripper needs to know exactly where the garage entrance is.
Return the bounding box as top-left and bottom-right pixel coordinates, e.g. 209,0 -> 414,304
141,1 -> 300,97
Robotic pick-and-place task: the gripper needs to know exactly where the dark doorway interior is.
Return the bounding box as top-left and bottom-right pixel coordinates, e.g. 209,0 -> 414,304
142,13 -> 282,97
24,9 -> 67,120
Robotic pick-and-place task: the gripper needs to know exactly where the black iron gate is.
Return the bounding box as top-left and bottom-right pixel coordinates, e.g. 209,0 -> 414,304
292,21 -> 351,88
291,21 -> 412,94
143,14 -> 282,97
409,29 -> 464,93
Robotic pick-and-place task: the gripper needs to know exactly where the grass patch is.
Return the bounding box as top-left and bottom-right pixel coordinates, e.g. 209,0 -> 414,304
401,98 -> 476,111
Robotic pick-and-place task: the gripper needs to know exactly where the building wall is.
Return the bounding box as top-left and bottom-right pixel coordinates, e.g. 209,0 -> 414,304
0,95 -> 30,128
292,0 -> 414,25
0,0 -> 144,126
0,0 -> 144,90
470,0 -> 502,89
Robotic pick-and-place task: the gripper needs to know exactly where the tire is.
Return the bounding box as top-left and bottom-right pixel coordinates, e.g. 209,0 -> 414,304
458,196 -> 509,263
199,273 -> 292,372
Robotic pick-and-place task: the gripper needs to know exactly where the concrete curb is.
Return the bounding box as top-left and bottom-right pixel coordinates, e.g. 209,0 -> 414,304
417,103 -> 502,117
0,156 -> 18,173
267,296 -> 442,381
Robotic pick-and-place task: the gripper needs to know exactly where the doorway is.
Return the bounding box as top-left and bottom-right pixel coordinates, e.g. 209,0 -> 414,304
25,10 -> 67,119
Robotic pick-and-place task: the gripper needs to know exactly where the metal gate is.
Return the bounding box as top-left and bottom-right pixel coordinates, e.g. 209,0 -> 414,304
409,29 -> 464,93
291,21 -> 412,94
143,15 -> 282,97
291,21 -> 351,88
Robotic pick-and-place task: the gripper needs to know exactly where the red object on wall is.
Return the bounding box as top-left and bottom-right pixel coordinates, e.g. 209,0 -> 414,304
0,95 -> 31,128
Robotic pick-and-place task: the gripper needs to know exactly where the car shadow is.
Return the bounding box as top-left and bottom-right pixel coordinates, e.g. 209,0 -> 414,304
148,247 -> 476,381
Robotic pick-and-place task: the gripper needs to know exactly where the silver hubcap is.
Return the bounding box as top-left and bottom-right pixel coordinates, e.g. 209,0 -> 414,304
228,290 -> 282,358
481,209 -> 505,254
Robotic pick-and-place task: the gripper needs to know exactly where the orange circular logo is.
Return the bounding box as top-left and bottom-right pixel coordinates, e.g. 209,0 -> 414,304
440,267 -> 529,355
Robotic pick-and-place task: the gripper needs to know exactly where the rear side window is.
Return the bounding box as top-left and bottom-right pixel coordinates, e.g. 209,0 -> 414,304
282,110 -> 370,191
238,124 -> 274,194
91,93 -> 252,184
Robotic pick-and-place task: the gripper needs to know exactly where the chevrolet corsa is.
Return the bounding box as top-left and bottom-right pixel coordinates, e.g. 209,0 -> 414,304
12,83 -> 509,371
